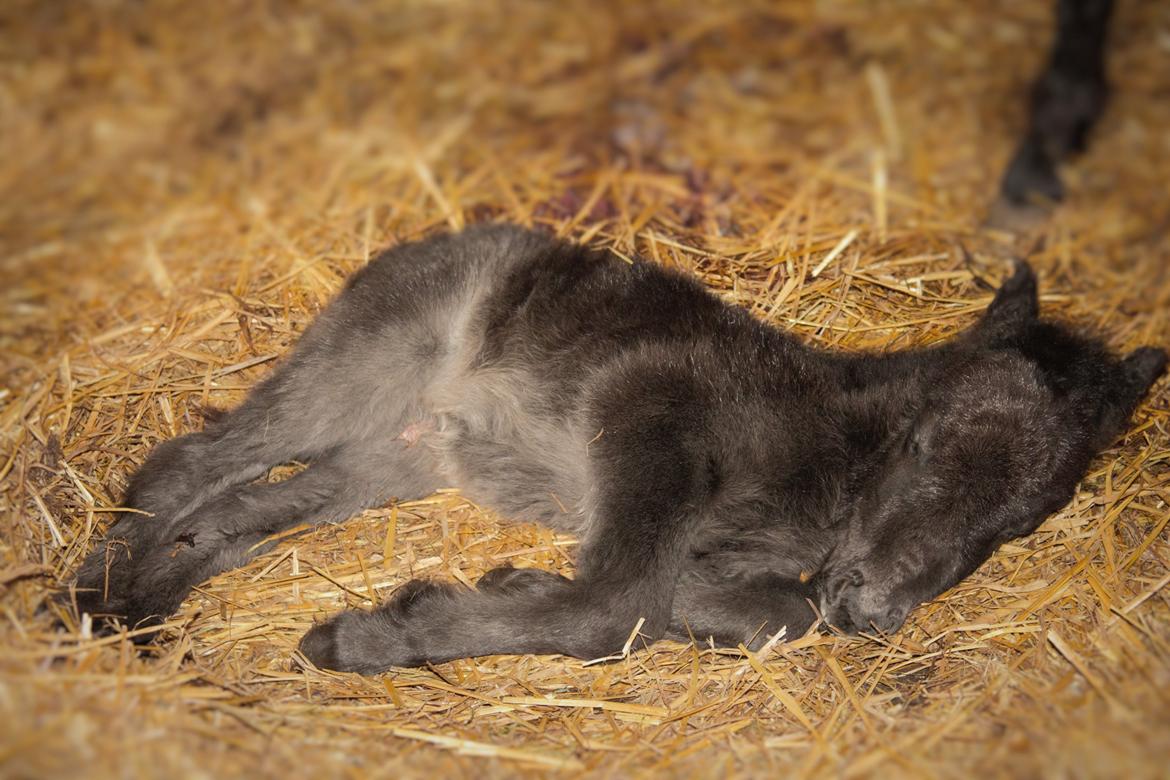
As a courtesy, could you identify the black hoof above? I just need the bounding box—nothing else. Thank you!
[298,617,349,671]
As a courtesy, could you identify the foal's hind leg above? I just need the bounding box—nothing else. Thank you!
[67,229,508,630]
[70,413,324,628]
[109,437,442,630]
[71,340,443,628]
[79,392,323,591]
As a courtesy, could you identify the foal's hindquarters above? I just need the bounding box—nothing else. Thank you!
[71,227,549,632]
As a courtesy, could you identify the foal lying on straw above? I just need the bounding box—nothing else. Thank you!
[67,225,1165,672]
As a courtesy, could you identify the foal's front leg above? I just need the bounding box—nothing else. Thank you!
[298,410,704,672]
[667,572,819,650]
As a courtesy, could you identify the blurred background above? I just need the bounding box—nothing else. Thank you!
[1,1,1168,777]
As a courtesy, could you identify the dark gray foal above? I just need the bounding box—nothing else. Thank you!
[67,225,1164,672]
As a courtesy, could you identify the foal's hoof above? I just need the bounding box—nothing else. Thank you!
[297,580,458,673]
[298,609,398,673]
[298,616,351,671]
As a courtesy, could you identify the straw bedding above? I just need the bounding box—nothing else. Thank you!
[2,0,1168,776]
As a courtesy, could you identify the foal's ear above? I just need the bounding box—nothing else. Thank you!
[977,261,1039,341]
[1091,347,1168,450]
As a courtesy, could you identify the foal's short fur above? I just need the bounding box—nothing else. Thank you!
[67,226,1164,672]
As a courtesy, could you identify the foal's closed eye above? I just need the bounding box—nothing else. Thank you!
[902,410,940,461]
[903,429,924,459]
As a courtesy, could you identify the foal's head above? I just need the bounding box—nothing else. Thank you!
[817,263,1165,634]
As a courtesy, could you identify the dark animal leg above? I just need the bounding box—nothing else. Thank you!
[69,417,317,629]
[1001,0,1114,205]
[299,410,702,672]
[86,438,441,632]
[69,339,441,630]
[666,573,819,650]
[68,238,458,630]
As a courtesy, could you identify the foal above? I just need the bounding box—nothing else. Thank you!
[68,226,1164,672]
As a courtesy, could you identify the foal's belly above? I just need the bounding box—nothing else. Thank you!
[401,378,593,535]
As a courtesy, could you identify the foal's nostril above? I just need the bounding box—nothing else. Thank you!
[871,605,907,634]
